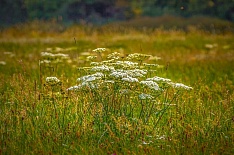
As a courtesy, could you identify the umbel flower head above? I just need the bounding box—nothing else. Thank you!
[46,77,61,86]
[169,82,193,90]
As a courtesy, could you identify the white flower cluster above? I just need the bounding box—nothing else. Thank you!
[68,73,103,91]
[122,76,139,83]
[146,76,171,82]
[67,85,81,91]
[67,82,98,91]
[126,53,152,61]
[46,77,60,85]
[91,65,115,72]
[41,52,69,59]
[110,71,128,78]
[148,56,161,61]
[77,72,104,83]
[4,52,15,58]
[86,55,97,61]
[107,52,120,60]
[170,83,193,90]
[90,62,102,66]
[124,69,147,78]
[113,61,138,69]
[40,60,51,64]
[140,80,160,91]
[92,48,106,53]
[139,93,154,100]
[102,59,116,64]
[0,61,6,65]
[68,50,193,95]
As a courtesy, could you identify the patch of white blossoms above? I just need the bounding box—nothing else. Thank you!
[67,49,192,93]
[41,52,69,60]
[40,51,71,65]
[146,76,171,82]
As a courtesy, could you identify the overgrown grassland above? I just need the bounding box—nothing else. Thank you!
[0,27,233,154]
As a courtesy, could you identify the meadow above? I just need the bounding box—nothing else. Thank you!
[0,21,234,154]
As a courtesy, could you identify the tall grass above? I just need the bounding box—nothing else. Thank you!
[0,24,233,154]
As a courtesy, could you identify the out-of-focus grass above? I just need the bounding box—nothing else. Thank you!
[0,20,233,154]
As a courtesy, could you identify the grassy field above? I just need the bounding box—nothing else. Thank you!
[0,22,234,154]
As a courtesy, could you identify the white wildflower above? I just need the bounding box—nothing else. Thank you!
[107,52,120,60]
[122,76,139,83]
[113,61,138,69]
[92,48,106,53]
[4,52,15,57]
[140,80,160,91]
[41,52,54,57]
[142,141,153,145]
[41,52,69,60]
[0,61,6,65]
[125,69,147,77]
[149,56,161,61]
[91,65,115,72]
[126,53,152,61]
[67,85,82,91]
[156,135,166,140]
[170,82,193,90]
[46,77,60,85]
[85,76,101,82]
[102,59,116,64]
[40,60,51,64]
[86,55,97,61]
[81,81,98,89]
[110,71,128,79]
[139,93,154,100]
[90,62,103,66]
[146,76,171,82]
[55,53,69,59]
[68,82,98,90]
[77,72,104,83]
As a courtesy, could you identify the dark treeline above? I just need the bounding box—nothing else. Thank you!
[0,0,233,26]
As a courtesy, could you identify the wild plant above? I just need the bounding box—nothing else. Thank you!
[63,48,193,146]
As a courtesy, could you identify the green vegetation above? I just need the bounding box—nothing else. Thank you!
[1,0,234,26]
[0,24,234,154]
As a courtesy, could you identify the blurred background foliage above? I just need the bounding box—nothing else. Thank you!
[0,0,233,27]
